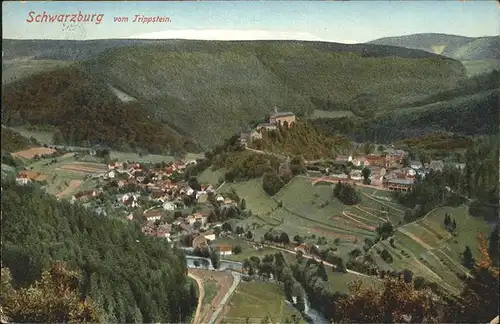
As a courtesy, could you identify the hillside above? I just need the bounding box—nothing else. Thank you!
[1,66,189,154]
[368,33,500,60]
[2,39,467,149]
[1,180,198,323]
[1,126,34,152]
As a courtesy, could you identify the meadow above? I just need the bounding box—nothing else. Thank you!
[221,282,303,324]
[370,204,494,294]
[109,151,203,164]
[198,167,226,186]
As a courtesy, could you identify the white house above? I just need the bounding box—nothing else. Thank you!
[108,170,115,179]
[163,201,176,211]
[409,161,423,170]
[145,214,161,222]
[15,177,30,185]
[216,195,224,202]
[186,188,195,196]
[204,234,216,241]
[350,170,363,181]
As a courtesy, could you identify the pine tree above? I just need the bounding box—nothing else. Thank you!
[463,245,475,269]
[240,198,247,210]
[452,219,457,231]
[317,262,328,281]
[295,294,306,313]
[444,213,451,226]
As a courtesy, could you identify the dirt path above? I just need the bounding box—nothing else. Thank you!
[188,269,234,324]
[55,180,82,198]
[353,205,388,222]
[188,271,204,324]
[362,192,404,213]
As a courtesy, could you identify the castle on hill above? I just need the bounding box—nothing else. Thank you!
[239,106,296,147]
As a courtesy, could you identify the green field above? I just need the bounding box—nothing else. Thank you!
[219,178,280,216]
[10,126,54,144]
[221,282,304,324]
[216,237,278,262]
[203,279,219,305]
[198,167,226,186]
[373,204,494,293]
[109,151,203,164]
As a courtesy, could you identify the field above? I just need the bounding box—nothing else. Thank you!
[58,162,107,174]
[219,178,280,216]
[12,147,56,159]
[372,204,494,294]
[221,282,303,324]
[215,238,278,262]
[110,151,203,164]
[26,154,104,196]
[198,167,226,186]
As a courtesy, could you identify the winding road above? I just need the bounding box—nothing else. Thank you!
[188,271,205,324]
[209,271,241,324]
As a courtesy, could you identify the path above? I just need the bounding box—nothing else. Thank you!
[210,271,241,324]
[55,179,82,198]
[188,271,204,324]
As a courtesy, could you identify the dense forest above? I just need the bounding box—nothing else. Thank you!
[1,180,197,323]
[0,127,35,153]
[249,122,352,160]
[1,67,190,154]
[312,70,499,144]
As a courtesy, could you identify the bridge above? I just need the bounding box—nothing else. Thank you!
[310,177,351,185]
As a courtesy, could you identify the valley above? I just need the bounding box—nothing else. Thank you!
[1,28,498,324]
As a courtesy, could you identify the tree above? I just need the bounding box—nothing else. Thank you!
[232,245,242,255]
[279,232,290,245]
[402,269,413,283]
[362,167,371,184]
[317,262,328,281]
[293,235,303,244]
[1,263,101,323]
[463,245,475,269]
[193,260,200,268]
[444,213,451,227]
[295,294,306,313]
[452,219,457,231]
[210,251,220,269]
[52,128,65,145]
[246,231,253,240]
[262,171,284,196]
[187,177,201,191]
[488,224,499,266]
[221,222,232,232]
[240,198,247,210]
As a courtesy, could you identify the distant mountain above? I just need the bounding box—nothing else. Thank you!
[368,33,499,61]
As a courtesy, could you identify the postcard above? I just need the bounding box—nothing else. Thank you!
[2,1,499,324]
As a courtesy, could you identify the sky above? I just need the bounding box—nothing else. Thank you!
[2,1,499,43]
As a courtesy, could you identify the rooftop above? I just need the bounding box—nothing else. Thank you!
[387,179,414,185]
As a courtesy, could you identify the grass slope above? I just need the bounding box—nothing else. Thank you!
[369,33,500,61]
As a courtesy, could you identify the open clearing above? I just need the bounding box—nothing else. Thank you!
[13,147,56,159]
[221,282,303,324]
[219,178,279,216]
[188,269,234,324]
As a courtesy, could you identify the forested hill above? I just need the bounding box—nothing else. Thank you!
[368,33,500,60]
[1,180,197,323]
[2,40,466,149]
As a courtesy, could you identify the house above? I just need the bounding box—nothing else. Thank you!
[428,160,445,172]
[335,155,353,163]
[203,230,216,241]
[144,209,163,222]
[351,156,368,167]
[350,170,363,181]
[367,166,387,177]
[269,108,296,127]
[216,195,224,203]
[17,170,40,181]
[197,193,208,204]
[215,244,233,256]
[385,179,414,192]
[193,212,206,226]
[107,170,115,179]
[223,198,235,206]
[370,172,385,186]
[365,154,385,167]
[192,235,208,249]
[163,201,176,211]
[15,176,31,185]
[256,123,278,131]
[186,215,196,225]
[409,160,423,170]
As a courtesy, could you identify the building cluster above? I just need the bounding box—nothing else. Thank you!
[239,108,296,148]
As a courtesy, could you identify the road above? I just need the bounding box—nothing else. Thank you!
[208,271,242,324]
[188,271,204,324]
